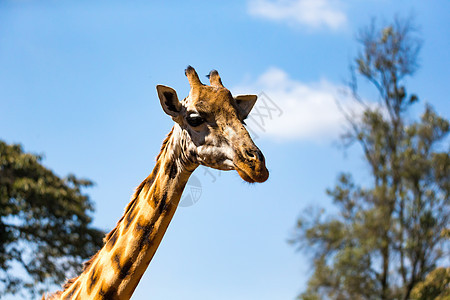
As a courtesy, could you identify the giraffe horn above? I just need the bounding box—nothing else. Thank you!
[207,69,224,87]
[185,66,203,87]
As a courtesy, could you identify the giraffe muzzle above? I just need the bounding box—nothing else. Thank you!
[234,147,269,183]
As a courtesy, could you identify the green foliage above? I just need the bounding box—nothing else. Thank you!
[0,140,104,297]
[410,267,450,300]
[291,17,449,300]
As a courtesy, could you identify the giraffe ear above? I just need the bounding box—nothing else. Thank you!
[235,95,257,119]
[157,85,182,117]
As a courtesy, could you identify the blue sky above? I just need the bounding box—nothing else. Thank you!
[1,1,449,299]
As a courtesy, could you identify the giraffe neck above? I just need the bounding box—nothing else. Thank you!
[54,125,198,300]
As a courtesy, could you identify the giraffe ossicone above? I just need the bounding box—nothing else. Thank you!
[45,66,268,300]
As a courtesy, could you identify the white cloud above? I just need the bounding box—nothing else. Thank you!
[232,67,362,142]
[248,0,347,30]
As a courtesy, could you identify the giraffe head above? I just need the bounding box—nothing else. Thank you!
[156,66,269,183]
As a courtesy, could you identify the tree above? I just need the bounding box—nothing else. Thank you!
[291,17,449,300]
[410,267,450,300]
[0,140,104,298]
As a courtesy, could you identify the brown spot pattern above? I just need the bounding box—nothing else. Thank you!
[87,262,101,295]
[168,162,178,179]
[105,230,118,251]
[112,253,134,280]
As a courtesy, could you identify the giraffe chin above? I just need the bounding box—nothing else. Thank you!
[235,165,269,183]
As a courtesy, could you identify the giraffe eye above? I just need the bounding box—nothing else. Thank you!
[186,114,205,127]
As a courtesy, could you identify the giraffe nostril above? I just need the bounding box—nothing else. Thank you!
[245,149,255,159]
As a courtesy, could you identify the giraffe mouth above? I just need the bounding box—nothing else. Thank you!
[235,166,256,183]
[234,163,269,183]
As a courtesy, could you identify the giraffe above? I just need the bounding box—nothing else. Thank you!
[45,66,269,299]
